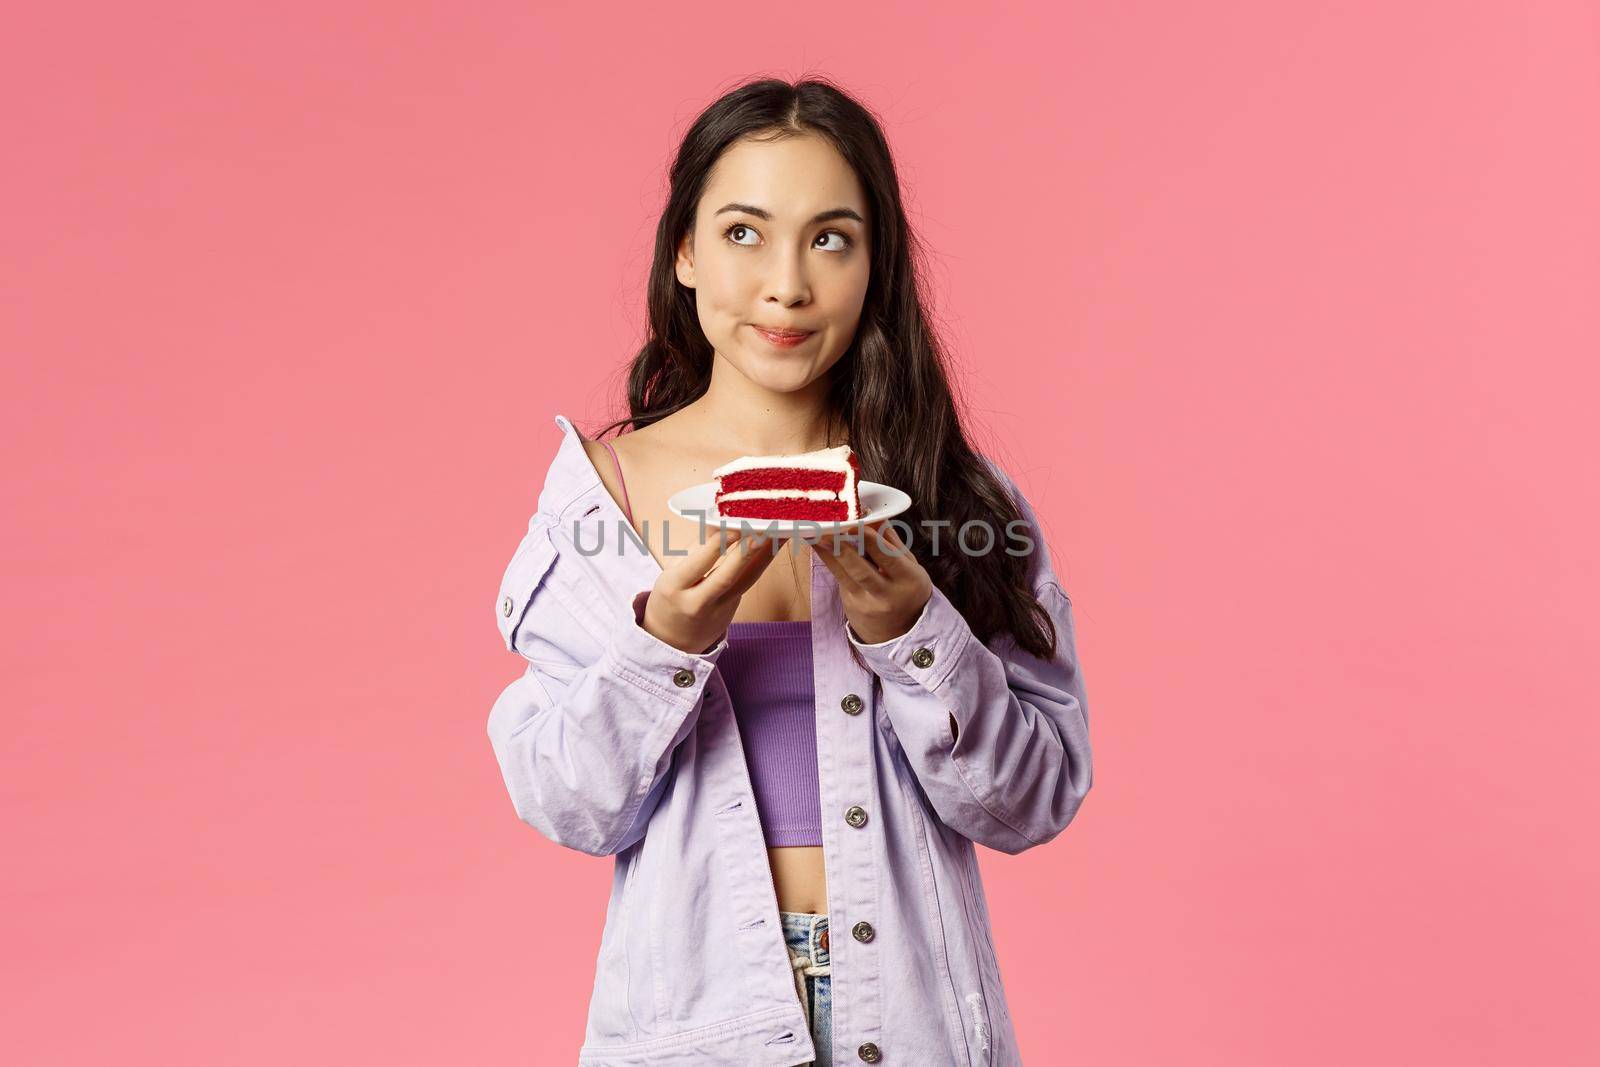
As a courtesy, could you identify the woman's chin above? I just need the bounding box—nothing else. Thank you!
[732,354,817,390]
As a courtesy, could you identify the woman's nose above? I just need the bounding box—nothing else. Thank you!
[763,252,811,306]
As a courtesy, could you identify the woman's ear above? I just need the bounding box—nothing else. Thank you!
[675,232,696,288]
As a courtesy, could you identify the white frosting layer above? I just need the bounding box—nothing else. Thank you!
[711,445,854,478]
[717,489,837,501]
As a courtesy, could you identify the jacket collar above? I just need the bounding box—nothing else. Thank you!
[541,413,605,520]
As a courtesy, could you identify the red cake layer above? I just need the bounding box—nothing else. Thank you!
[717,497,851,521]
[717,468,848,494]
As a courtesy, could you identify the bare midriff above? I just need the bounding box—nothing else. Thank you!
[767,845,829,914]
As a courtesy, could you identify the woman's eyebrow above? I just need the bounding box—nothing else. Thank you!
[714,202,864,225]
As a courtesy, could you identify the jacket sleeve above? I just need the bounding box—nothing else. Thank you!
[486,514,729,857]
[846,464,1092,855]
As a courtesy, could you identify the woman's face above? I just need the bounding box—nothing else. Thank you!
[676,133,871,394]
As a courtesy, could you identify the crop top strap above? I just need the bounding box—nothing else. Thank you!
[600,437,633,525]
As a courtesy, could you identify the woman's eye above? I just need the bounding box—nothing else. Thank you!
[721,223,853,251]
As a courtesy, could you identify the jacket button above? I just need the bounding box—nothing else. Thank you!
[840,693,863,715]
[501,595,514,618]
[911,646,934,668]
[852,920,874,943]
[672,668,695,688]
[857,1041,882,1062]
[845,805,868,828]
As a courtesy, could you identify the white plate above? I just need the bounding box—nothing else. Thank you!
[667,480,911,536]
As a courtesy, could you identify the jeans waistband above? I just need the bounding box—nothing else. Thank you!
[778,910,830,966]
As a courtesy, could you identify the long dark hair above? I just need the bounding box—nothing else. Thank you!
[594,75,1058,661]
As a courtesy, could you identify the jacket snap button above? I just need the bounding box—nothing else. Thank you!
[501,595,514,618]
[840,693,863,715]
[852,920,874,943]
[911,646,934,668]
[857,1041,882,1062]
[845,805,868,828]
[672,668,695,688]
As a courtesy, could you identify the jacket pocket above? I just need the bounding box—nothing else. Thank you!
[496,521,559,654]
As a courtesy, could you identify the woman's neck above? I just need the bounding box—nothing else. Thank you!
[686,361,843,454]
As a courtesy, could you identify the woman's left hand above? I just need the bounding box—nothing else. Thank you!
[807,520,934,645]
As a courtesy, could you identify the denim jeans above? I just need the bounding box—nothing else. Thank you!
[779,910,832,1066]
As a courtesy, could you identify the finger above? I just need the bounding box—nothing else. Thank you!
[664,522,746,591]
[812,538,866,596]
[699,532,779,599]
[821,526,888,589]
[720,536,785,600]
[860,521,913,574]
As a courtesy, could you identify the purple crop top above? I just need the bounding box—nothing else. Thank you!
[601,436,822,847]
[720,620,821,846]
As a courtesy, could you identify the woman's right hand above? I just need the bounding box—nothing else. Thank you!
[641,525,784,653]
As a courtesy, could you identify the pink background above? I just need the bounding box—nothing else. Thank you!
[5,2,1597,1063]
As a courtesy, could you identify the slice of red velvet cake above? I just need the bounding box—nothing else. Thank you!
[711,445,863,522]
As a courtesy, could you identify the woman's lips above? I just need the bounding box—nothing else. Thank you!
[752,325,814,348]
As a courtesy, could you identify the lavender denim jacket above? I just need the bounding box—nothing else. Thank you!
[488,413,1093,1066]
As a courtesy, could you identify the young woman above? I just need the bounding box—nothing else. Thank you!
[488,77,1092,1066]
